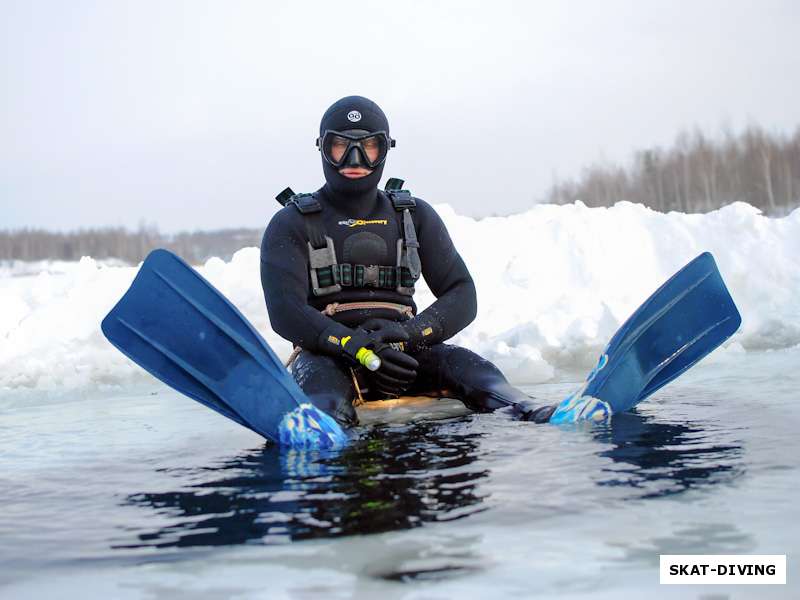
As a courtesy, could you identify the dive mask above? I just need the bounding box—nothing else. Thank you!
[317,129,395,169]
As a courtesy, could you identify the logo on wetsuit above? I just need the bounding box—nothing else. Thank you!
[337,218,389,228]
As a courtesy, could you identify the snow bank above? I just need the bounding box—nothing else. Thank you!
[1,201,798,392]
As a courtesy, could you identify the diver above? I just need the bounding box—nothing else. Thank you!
[260,95,556,427]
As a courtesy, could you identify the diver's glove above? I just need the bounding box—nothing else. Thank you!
[350,320,419,396]
[360,316,441,354]
[365,343,419,396]
[359,318,410,351]
[320,324,419,395]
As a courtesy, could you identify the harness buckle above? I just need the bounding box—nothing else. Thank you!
[309,237,342,296]
[363,265,380,286]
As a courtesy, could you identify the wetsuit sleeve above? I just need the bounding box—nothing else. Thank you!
[260,209,352,353]
[403,200,477,349]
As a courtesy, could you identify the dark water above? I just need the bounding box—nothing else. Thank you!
[109,412,744,553]
[1,348,797,598]
[116,421,490,549]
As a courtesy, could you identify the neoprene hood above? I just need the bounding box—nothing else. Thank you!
[318,96,391,197]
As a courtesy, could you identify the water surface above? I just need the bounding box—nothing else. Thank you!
[1,348,798,598]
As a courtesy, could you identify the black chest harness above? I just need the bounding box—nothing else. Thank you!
[275,178,422,297]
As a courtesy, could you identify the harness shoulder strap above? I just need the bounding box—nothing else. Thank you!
[273,182,422,298]
[275,187,296,206]
[384,180,421,293]
[276,188,322,214]
[282,191,326,248]
[290,193,323,215]
[386,189,416,211]
[276,188,341,296]
[384,177,405,192]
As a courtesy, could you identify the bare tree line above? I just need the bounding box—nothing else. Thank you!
[545,125,800,215]
[0,226,262,264]
[4,124,798,263]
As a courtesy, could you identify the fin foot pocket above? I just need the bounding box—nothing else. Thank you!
[549,252,741,423]
[549,394,612,424]
[278,403,350,448]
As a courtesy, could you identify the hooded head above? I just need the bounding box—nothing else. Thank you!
[318,95,392,198]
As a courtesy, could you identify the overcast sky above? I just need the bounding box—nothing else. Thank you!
[2,0,799,232]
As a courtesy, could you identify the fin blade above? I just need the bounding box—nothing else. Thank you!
[101,249,315,442]
[107,314,250,428]
[590,252,741,413]
[554,252,741,421]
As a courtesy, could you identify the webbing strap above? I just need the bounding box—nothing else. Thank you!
[386,189,416,210]
[385,189,421,291]
[314,263,415,290]
[401,209,421,280]
[288,193,327,249]
[281,181,422,297]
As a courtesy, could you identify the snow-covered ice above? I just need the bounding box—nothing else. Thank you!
[1,200,798,392]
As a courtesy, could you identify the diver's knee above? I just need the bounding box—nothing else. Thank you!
[305,392,359,428]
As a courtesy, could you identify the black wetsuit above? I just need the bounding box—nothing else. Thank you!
[260,95,554,427]
[260,183,555,426]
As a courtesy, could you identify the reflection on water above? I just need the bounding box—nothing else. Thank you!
[115,418,488,549]
[595,412,744,499]
[116,410,744,550]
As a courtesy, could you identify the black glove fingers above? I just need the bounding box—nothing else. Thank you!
[374,330,410,344]
[379,348,419,370]
[361,318,411,344]
[378,362,417,381]
[377,367,417,386]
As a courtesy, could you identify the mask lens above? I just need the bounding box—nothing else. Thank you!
[321,131,390,167]
[360,135,386,165]
[326,134,351,164]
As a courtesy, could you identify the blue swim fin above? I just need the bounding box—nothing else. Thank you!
[550,252,742,423]
[101,249,348,448]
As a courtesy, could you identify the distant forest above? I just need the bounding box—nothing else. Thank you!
[545,124,800,215]
[0,227,262,264]
[3,125,798,264]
